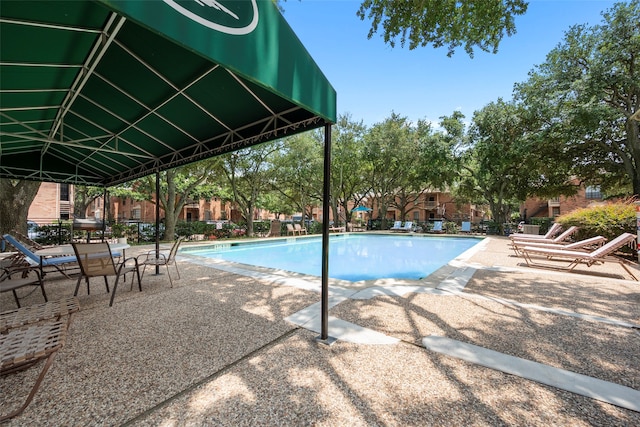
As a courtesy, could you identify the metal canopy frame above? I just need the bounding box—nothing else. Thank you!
[1,0,336,340]
[0,0,336,187]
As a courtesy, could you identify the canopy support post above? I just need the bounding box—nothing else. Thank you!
[155,171,160,275]
[316,122,336,346]
[101,188,107,242]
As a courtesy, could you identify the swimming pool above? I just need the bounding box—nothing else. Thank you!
[182,234,482,282]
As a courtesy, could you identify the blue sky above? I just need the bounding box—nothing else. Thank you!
[280,0,618,127]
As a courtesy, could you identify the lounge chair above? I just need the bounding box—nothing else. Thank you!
[0,297,80,333]
[0,265,47,308]
[460,221,471,233]
[430,221,443,233]
[286,224,297,236]
[136,236,184,287]
[390,221,403,231]
[511,225,577,243]
[510,226,579,250]
[520,232,638,280]
[511,235,607,256]
[294,223,307,235]
[2,234,78,278]
[0,319,69,421]
[398,221,413,232]
[510,223,562,241]
[72,242,142,307]
[0,298,79,421]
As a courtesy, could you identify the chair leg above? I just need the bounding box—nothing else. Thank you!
[109,276,120,307]
[174,262,180,280]
[103,276,110,293]
[11,289,21,308]
[135,267,142,292]
[0,350,59,422]
[165,265,173,287]
[74,276,82,296]
[39,281,47,303]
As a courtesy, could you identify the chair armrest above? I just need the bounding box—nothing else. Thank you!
[136,252,169,264]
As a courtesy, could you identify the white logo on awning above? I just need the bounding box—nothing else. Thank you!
[163,0,258,35]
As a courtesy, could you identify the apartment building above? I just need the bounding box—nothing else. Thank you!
[27,182,73,224]
[520,185,604,220]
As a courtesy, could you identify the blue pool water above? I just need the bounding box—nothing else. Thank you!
[184,234,481,282]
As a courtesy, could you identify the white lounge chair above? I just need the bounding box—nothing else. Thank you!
[520,232,638,280]
[399,221,413,232]
[510,223,562,241]
[460,221,471,233]
[511,235,607,256]
[430,221,443,233]
[390,221,403,231]
[511,226,578,244]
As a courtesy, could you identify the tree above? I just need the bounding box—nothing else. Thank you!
[329,114,370,226]
[218,142,283,237]
[460,99,574,232]
[357,0,528,57]
[0,179,41,236]
[364,113,420,228]
[514,0,640,195]
[271,132,324,225]
[74,186,104,219]
[111,161,221,241]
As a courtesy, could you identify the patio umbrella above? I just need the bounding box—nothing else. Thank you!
[351,206,372,212]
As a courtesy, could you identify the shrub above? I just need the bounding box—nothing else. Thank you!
[555,203,635,245]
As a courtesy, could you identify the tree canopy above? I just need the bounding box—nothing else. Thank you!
[514,0,640,195]
[357,0,528,57]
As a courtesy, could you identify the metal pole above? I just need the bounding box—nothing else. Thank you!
[155,171,160,275]
[101,188,107,242]
[317,122,335,345]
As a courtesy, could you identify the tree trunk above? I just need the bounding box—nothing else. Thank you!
[0,179,41,236]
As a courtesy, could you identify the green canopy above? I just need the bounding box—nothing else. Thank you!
[0,0,336,186]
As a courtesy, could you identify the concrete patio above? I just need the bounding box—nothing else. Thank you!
[1,235,638,426]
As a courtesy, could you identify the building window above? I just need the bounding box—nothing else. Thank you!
[413,211,420,221]
[132,208,141,219]
[60,183,69,201]
[585,186,602,199]
[552,207,560,217]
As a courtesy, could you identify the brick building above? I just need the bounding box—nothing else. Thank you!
[27,182,73,224]
[519,184,604,220]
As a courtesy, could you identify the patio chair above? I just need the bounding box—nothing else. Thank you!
[430,221,444,233]
[72,242,141,307]
[510,222,562,241]
[294,223,307,235]
[2,234,78,278]
[286,224,297,236]
[0,297,80,333]
[460,221,472,233]
[390,221,403,231]
[520,232,638,280]
[511,235,607,256]
[0,319,69,421]
[0,265,47,308]
[266,220,281,237]
[136,236,184,287]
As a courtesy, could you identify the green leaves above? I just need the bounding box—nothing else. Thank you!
[357,0,528,57]
[514,0,640,195]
